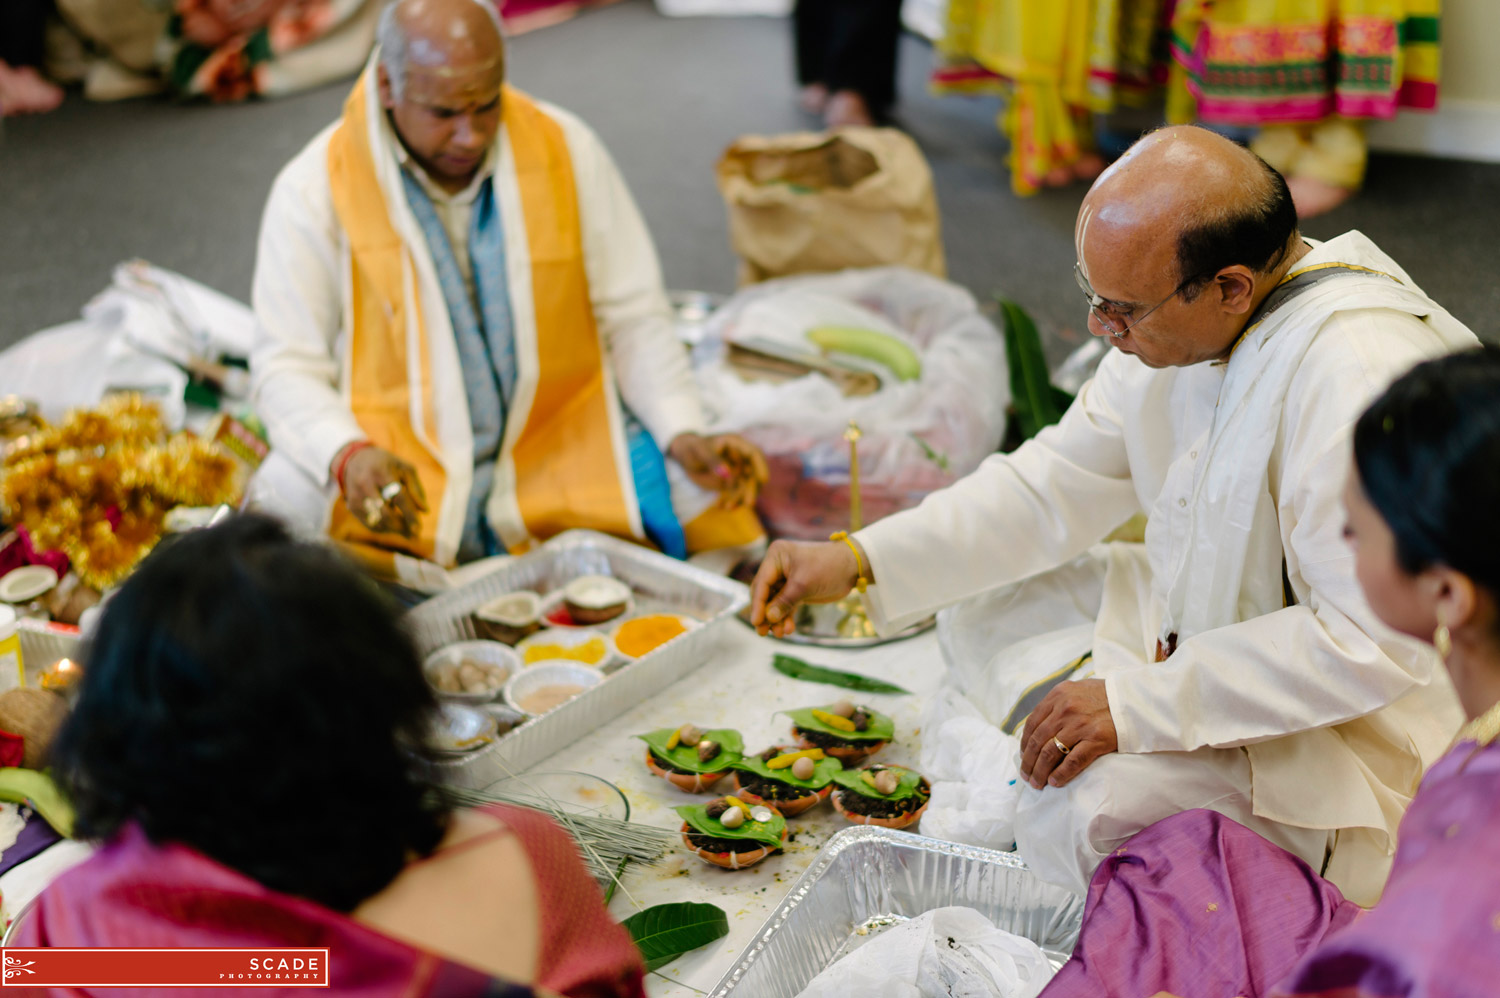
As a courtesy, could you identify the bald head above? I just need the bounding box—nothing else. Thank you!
[1077,125,1296,301]
[377,0,504,101]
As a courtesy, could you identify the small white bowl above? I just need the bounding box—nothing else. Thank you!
[515,628,617,669]
[503,661,604,717]
[423,640,521,704]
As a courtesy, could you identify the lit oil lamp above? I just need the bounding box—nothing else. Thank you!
[834,421,877,640]
[40,657,80,694]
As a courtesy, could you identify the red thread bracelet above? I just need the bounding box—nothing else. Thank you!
[333,441,373,494]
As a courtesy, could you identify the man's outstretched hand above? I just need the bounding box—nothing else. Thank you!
[749,539,867,638]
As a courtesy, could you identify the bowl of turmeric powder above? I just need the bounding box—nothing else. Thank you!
[611,613,698,660]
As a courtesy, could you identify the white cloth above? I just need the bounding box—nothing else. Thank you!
[794,907,1055,998]
[934,547,1333,895]
[249,88,706,506]
[0,260,257,431]
[855,231,1478,905]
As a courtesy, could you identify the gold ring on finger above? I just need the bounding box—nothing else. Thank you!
[362,496,384,528]
[1053,736,1072,756]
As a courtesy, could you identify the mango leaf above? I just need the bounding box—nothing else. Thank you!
[783,706,894,742]
[832,765,927,801]
[622,901,730,971]
[772,654,910,695]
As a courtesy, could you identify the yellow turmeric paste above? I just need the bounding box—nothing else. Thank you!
[522,637,608,665]
[615,615,688,658]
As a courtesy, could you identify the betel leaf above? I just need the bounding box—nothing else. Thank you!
[636,728,744,773]
[621,901,729,972]
[832,766,927,801]
[675,802,786,849]
[784,706,894,742]
[772,654,911,695]
[731,751,844,790]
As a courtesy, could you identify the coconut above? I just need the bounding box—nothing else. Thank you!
[0,688,70,769]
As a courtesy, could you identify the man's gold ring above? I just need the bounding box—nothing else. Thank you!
[362,495,384,528]
[1053,736,1072,756]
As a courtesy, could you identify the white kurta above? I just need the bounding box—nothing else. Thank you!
[856,231,1475,904]
[248,96,705,500]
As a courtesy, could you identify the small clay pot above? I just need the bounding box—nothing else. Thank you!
[793,731,888,766]
[645,750,728,793]
[730,776,833,818]
[830,782,931,830]
[681,821,787,870]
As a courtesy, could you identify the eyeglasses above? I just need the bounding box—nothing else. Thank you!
[1073,263,1206,337]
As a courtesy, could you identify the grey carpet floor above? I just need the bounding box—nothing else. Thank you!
[2,0,1497,357]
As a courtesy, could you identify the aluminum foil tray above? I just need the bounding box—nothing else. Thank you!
[406,530,748,787]
[711,826,1085,997]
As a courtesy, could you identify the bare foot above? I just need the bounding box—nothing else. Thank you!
[1286,175,1355,219]
[799,82,829,115]
[824,89,873,128]
[0,62,63,116]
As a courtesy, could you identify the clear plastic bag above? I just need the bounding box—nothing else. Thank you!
[697,267,1009,539]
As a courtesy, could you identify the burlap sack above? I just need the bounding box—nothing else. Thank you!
[716,128,945,285]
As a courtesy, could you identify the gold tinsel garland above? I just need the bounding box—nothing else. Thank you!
[0,395,241,589]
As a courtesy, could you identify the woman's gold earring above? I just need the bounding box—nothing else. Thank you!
[1434,613,1452,659]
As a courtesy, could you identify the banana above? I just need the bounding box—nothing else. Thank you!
[0,768,74,838]
[806,325,922,382]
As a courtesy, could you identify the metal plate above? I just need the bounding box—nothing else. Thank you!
[710,825,1085,997]
[738,601,937,649]
[407,530,748,788]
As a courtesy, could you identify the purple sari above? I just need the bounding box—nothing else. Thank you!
[1042,740,1500,998]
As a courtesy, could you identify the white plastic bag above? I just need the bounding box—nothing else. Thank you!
[794,907,1055,998]
[918,684,1026,851]
[698,267,1008,539]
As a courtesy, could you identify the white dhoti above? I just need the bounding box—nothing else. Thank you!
[856,232,1477,906]
[934,545,1333,895]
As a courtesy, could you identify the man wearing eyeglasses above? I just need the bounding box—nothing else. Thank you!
[750,125,1478,904]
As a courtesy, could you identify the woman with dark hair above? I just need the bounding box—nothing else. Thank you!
[1039,345,1500,998]
[13,514,644,998]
